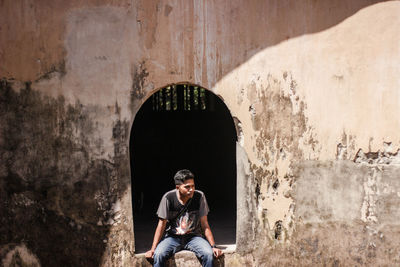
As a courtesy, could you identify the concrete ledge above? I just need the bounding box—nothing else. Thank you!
[134,245,236,267]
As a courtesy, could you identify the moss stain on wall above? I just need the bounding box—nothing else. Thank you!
[0,79,131,266]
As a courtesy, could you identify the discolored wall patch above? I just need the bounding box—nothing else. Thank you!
[242,72,316,242]
[0,79,132,266]
[292,145,400,266]
[250,73,308,163]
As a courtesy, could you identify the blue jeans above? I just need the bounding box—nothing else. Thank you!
[153,235,213,267]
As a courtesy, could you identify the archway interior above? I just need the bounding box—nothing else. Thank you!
[130,84,237,253]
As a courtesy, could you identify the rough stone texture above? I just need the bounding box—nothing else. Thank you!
[1,0,400,266]
[236,144,257,254]
[295,161,365,223]
[0,80,133,266]
[294,156,400,226]
[292,160,400,266]
[1,244,40,267]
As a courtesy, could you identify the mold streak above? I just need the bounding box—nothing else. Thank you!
[0,80,131,266]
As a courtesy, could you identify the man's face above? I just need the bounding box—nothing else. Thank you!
[176,179,195,198]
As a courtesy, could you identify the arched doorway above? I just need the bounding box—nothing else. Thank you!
[130,84,236,253]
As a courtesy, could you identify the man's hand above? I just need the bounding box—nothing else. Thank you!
[212,247,223,258]
[145,249,155,259]
[145,219,167,261]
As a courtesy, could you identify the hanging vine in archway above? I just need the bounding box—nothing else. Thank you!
[152,85,208,112]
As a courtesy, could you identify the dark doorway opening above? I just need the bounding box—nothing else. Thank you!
[130,84,237,253]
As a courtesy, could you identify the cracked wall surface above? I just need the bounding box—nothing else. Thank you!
[1,0,400,266]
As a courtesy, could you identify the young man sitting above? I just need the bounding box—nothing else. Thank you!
[145,169,223,267]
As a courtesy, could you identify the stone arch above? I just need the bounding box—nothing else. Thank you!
[129,83,239,253]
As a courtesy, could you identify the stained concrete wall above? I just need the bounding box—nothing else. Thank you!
[1,0,400,266]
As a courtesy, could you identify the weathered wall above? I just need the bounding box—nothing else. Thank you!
[1,0,400,266]
[0,80,133,266]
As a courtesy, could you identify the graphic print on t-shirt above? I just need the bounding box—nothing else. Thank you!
[157,189,209,236]
[175,211,196,235]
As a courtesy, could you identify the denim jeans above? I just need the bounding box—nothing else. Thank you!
[153,235,213,267]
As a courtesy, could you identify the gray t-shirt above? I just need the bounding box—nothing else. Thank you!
[157,189,209,236]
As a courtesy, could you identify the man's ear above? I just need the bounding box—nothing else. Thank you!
[176,185,180,190]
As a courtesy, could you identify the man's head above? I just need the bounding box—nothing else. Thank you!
[174,169,194,185]
[174,169,195,199]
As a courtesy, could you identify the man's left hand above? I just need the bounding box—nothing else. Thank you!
[212,247,223,258]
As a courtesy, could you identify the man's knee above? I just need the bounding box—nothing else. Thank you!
[203,250,214,261]
[153,237,179,264]
[153,249,170,262]
[199,247,214,265]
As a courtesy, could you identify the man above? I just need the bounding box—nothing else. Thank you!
[145,169,223,267]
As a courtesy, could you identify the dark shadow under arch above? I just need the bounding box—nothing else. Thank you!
[130,84,237,253]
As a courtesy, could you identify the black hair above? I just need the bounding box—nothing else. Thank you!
[174,169,194,185]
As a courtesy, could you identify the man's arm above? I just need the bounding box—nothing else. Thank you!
[145,218,167,259]
[200,215,223,258]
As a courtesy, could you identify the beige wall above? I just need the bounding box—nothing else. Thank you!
[1,0,400,266]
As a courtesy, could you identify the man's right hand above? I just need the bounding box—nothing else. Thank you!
[146,219,166,260]
[145,250,155,259]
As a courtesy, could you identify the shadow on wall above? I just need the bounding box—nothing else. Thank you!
[204,0,386,86]
[0,0,390,265]
[0,0,386,82]
[96,1,390,88]
[0,80,130,266]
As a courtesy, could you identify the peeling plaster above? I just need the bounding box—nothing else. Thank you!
[2,1,400,266]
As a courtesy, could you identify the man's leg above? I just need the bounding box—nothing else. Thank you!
[184,236,214,267]
[153,236,181,267]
